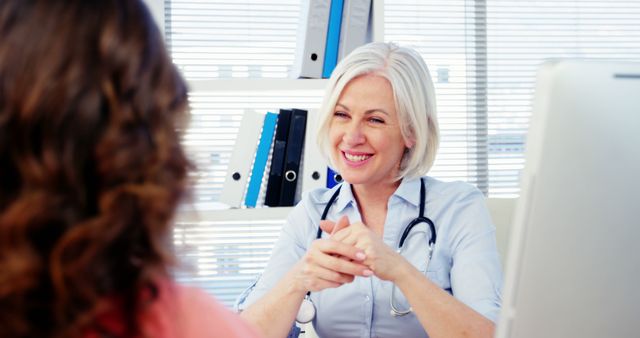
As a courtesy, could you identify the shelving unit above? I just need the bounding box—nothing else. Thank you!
[176,206,294,223]
[189,78,328,93]
[164,0,385,220]
[145,0,387,311]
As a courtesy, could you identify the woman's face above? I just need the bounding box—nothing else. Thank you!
[329,74,413,187]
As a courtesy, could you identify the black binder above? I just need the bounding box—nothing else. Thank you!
[264,109,292,207]
[279,109,308,206]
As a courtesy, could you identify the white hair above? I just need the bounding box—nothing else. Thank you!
[315,42,439,180]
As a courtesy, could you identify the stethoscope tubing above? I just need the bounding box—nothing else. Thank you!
[317,178,435,245]
[296,178,436,322]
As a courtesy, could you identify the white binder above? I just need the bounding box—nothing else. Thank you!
[338,0,372,61]
[244,112,278,208]
[219,111,264,208]
[291,0,331,79]
[300,109,327,199]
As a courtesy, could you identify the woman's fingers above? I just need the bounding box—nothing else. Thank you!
[331,221,367,245]
[322,252,373,277]
[298,239,366,291]
[303,275,344,292]
[326,222,403,280]
[307,239,371,276]
[313,238,366,263]
[319,220,335,234]
[331,216,350,235]
[296,234,376,292]
[304,264,355,285]
[319,215,351,237]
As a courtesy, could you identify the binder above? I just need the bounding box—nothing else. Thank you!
[322,0,345,78]
[279,109,308,206]
[245,112,278,208]
[219,111,264,208]
[264,109,292,207]
[292,0,331,79]
[337,0,371,61]
[326,168,343,188]
[301,109,326,195]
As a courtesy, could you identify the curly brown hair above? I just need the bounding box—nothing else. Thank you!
[0,0,190,337]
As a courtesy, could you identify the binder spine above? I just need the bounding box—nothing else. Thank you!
[219,111,263,208]
[245,112,278,208]
[279,109,308,206]
[264,109,292,207]
[292,0,331,78]
[301,109,326,197]
[322,0,345,78]
[338,0,372,61]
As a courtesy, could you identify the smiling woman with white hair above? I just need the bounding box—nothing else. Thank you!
[238,42,502,338]
[317,41,439,180]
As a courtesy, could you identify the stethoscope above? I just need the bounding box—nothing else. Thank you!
[295,178,437,323]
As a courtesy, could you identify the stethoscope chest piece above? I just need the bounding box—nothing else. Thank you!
[296,295,316,324]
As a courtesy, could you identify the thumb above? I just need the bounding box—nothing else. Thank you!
[319,216,351,236]
[331,216,351,236]
[319,220,336,234]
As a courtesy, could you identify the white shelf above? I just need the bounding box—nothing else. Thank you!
[176,206,294,223]
[188,78,328,92]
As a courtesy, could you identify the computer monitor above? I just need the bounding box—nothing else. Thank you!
[495,60,640,338]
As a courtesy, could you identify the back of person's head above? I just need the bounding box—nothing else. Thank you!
[316,42,440,179]
[0,0,190,337]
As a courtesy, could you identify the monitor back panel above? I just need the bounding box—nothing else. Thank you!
[496,60,640,338]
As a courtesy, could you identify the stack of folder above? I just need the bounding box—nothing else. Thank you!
[292,0,372,79]
[219,109,336,209]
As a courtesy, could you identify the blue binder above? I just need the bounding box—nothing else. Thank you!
[326,168,343,188]
[245,112,278,208]
[322,0,345,78]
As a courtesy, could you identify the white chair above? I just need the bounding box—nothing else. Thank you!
[486,198,516,266]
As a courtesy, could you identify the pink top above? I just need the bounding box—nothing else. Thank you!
[86,281,262,338]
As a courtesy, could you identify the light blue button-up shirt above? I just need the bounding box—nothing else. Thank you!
[240,176,503,338]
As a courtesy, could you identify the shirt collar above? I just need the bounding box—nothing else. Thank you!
[333,182,355,213]
[326,177,423,213]
[316,183,353,216]
[392,176,422,207]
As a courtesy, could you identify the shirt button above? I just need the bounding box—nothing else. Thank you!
[365,295,370,301]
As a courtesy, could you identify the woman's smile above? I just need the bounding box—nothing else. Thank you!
[329,74,411,187]
[342,150,373,167]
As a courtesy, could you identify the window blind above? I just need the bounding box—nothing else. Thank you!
[385,0,490,192]
[166,0,300,79]
[484,0,640,196]
[163,0,640,306]
[174,217,284,305]
[385,0,640,196]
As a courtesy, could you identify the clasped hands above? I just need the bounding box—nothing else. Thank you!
[293,216,406,293]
